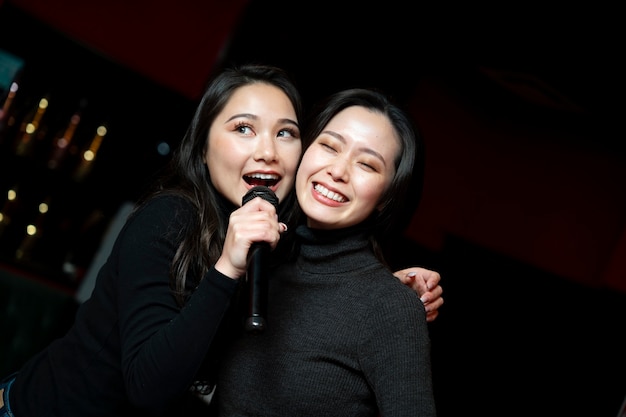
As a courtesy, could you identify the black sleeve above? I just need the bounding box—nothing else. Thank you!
[114,196,239,411]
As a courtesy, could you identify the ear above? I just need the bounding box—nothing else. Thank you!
[203,148,210,166]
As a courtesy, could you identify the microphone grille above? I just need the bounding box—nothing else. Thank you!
[242,186,279,209]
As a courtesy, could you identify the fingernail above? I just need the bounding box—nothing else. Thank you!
[407,272,416,278]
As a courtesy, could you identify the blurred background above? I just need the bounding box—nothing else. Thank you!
[0,1,624,416]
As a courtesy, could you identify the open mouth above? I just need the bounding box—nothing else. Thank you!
[244,173,280,188]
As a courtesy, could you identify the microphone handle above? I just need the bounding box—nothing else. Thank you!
[245,242,270,333]
[241,185,278,334]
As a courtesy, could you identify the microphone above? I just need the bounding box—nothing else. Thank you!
[241,185,279,333]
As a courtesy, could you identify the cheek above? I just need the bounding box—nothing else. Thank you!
[283,146,303,177]
[294,159,310,183]
[206,145,227,176]
[206,138,246,186]
[355,175,387,206]
[274,145,303,201]
[209,134,246,164]
[297,147,321,175]
[294,158,314,199]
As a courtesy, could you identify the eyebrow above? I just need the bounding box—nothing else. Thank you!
[322,130,387,165]
[226,113,257,122]
[226,113,299,128]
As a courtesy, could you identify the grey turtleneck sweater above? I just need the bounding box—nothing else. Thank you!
[214,224,436,417]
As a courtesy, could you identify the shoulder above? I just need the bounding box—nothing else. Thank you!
[135,193,194,217]
[118,194,197,244]
[130,194,195,227]
[366,267,425,316]
[355,269,429,347]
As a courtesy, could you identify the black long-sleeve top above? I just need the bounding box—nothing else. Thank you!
[214,224,437,417]
[9,195,240,416]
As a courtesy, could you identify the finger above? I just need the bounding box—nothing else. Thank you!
[424,297,443,322]
[426,310,439,322]
[423,272,441,290]
[392,268,412,283]
[404,272,430,300]
[422,285,443,303]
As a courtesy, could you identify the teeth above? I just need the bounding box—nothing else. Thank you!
[314,184,347,202]
[247,173,279,180]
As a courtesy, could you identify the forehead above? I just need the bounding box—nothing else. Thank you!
[325,106,400,157]
[224,83,295,115]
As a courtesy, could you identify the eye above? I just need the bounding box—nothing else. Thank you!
[234,122,253,135]
[358,156,383,172]
[358,162,377,172]
[277,127,300,140]
[317,140,337,153]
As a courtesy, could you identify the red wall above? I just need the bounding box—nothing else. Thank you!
[406,76,626,293]
[8,0,250,100]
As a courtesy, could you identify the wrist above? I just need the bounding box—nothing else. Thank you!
[214,258,244,280]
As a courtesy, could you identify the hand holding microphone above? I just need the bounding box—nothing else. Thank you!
[241,186,279,333]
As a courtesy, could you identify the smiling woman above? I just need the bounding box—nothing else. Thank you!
[205,82,302,207]
[296,105,400,230]
[0,64,306,417]
[212,88,436,417]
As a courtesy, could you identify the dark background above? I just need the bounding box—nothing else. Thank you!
[1,1,625,416]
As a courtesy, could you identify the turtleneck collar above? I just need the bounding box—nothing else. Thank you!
[295,222,378,274]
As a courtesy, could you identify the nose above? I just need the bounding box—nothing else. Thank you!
[327,158,349,182]
[253,133,278,162]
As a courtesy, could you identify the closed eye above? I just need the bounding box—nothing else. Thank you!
[320,142,337,153]
[358,161,378,172]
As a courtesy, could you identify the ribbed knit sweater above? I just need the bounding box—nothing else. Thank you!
[214,224,436,417]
